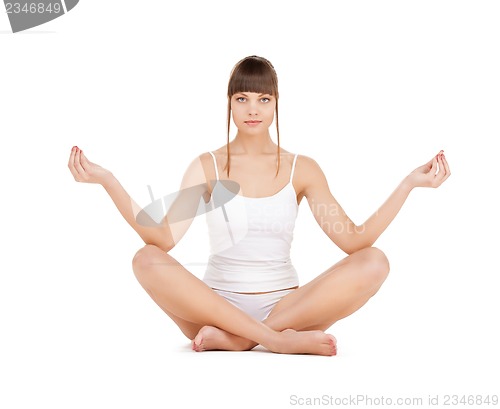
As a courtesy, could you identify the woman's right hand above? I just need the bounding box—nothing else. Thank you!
[68,146,114,186]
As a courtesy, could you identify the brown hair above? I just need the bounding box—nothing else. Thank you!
[224,55,281,177]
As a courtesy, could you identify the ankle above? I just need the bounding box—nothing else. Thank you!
[263,330,286,353]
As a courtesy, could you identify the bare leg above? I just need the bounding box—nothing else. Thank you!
[132,245,336,356]
[194,247,389,352]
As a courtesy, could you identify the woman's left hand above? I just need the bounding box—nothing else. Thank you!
[405,150,451,189]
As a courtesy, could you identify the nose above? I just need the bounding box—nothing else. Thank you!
[247,99,259,116]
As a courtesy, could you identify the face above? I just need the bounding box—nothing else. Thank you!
[230,92,276,134]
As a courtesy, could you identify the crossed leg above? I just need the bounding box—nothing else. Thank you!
[132,245,337,356]
[192,246,390,352]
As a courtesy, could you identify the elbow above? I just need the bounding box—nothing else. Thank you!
[142,227,176,253]
[336,240,357,255]
[143,242,174,253]
[338,233,374,255]
[342,246,359,256]
[343,246,365,256]
[158,243,175,253]
[143,236,175,253]
[342,240,377,255]
[157,241,175,253]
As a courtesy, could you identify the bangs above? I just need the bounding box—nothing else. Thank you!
[227,56,279,98]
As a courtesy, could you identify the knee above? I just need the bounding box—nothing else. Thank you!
[132,244,164,279]
[358,247,390,290]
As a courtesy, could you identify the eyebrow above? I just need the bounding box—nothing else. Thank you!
[237,92,271,97]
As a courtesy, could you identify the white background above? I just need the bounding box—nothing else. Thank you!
[1,1,499,408]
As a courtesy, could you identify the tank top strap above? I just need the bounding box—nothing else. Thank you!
[208,151,219,180]
[290,153,298,183]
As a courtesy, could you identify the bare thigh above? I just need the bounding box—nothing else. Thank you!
[265,247,390,331]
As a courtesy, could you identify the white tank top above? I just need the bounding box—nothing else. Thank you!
[203,151,300,293]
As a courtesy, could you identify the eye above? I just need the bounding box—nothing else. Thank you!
[236,97,246,102]
[261,97,271,103]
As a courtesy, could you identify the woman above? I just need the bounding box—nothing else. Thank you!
[67,55,450,356]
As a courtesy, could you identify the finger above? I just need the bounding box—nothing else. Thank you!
[73,148,86,178]
[441,154,451,176]
[80,150,96,175]
[430,150,442,163]
[421,156,433,170]
[68,146,80,180]
[438,154,451,185]
[68,146,76,170]
[430,155,438,175]
[68,146,76,168]
[431,150,444,170]
[434,153,451,186]
[80,150,90,173]
[436,154,446,177]
[433,155,446,185]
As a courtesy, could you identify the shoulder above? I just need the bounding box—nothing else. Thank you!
[198,151,215,166]
[294,154,329,198]
[182,151,212,171]
[178,151,218,188]
[295,154,324,178]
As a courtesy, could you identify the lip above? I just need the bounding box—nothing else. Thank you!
[244,120,262,126]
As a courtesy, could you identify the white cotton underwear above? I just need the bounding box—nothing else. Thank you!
[213,288,296,321]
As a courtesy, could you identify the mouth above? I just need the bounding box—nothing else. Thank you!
[244,120,262,125]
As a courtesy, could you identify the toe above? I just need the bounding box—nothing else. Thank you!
[192,332,205,352]
[327,335,337,355]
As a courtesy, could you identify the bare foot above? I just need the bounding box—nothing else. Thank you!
[269,329,337,356]
[191,326,256,352]
[191,326,337,356]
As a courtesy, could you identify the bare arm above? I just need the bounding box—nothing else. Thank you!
[68,146,209,252]
[304,151,451,254]
[101,176,175,251]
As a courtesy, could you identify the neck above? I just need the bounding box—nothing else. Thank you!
[231,131,277,155]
